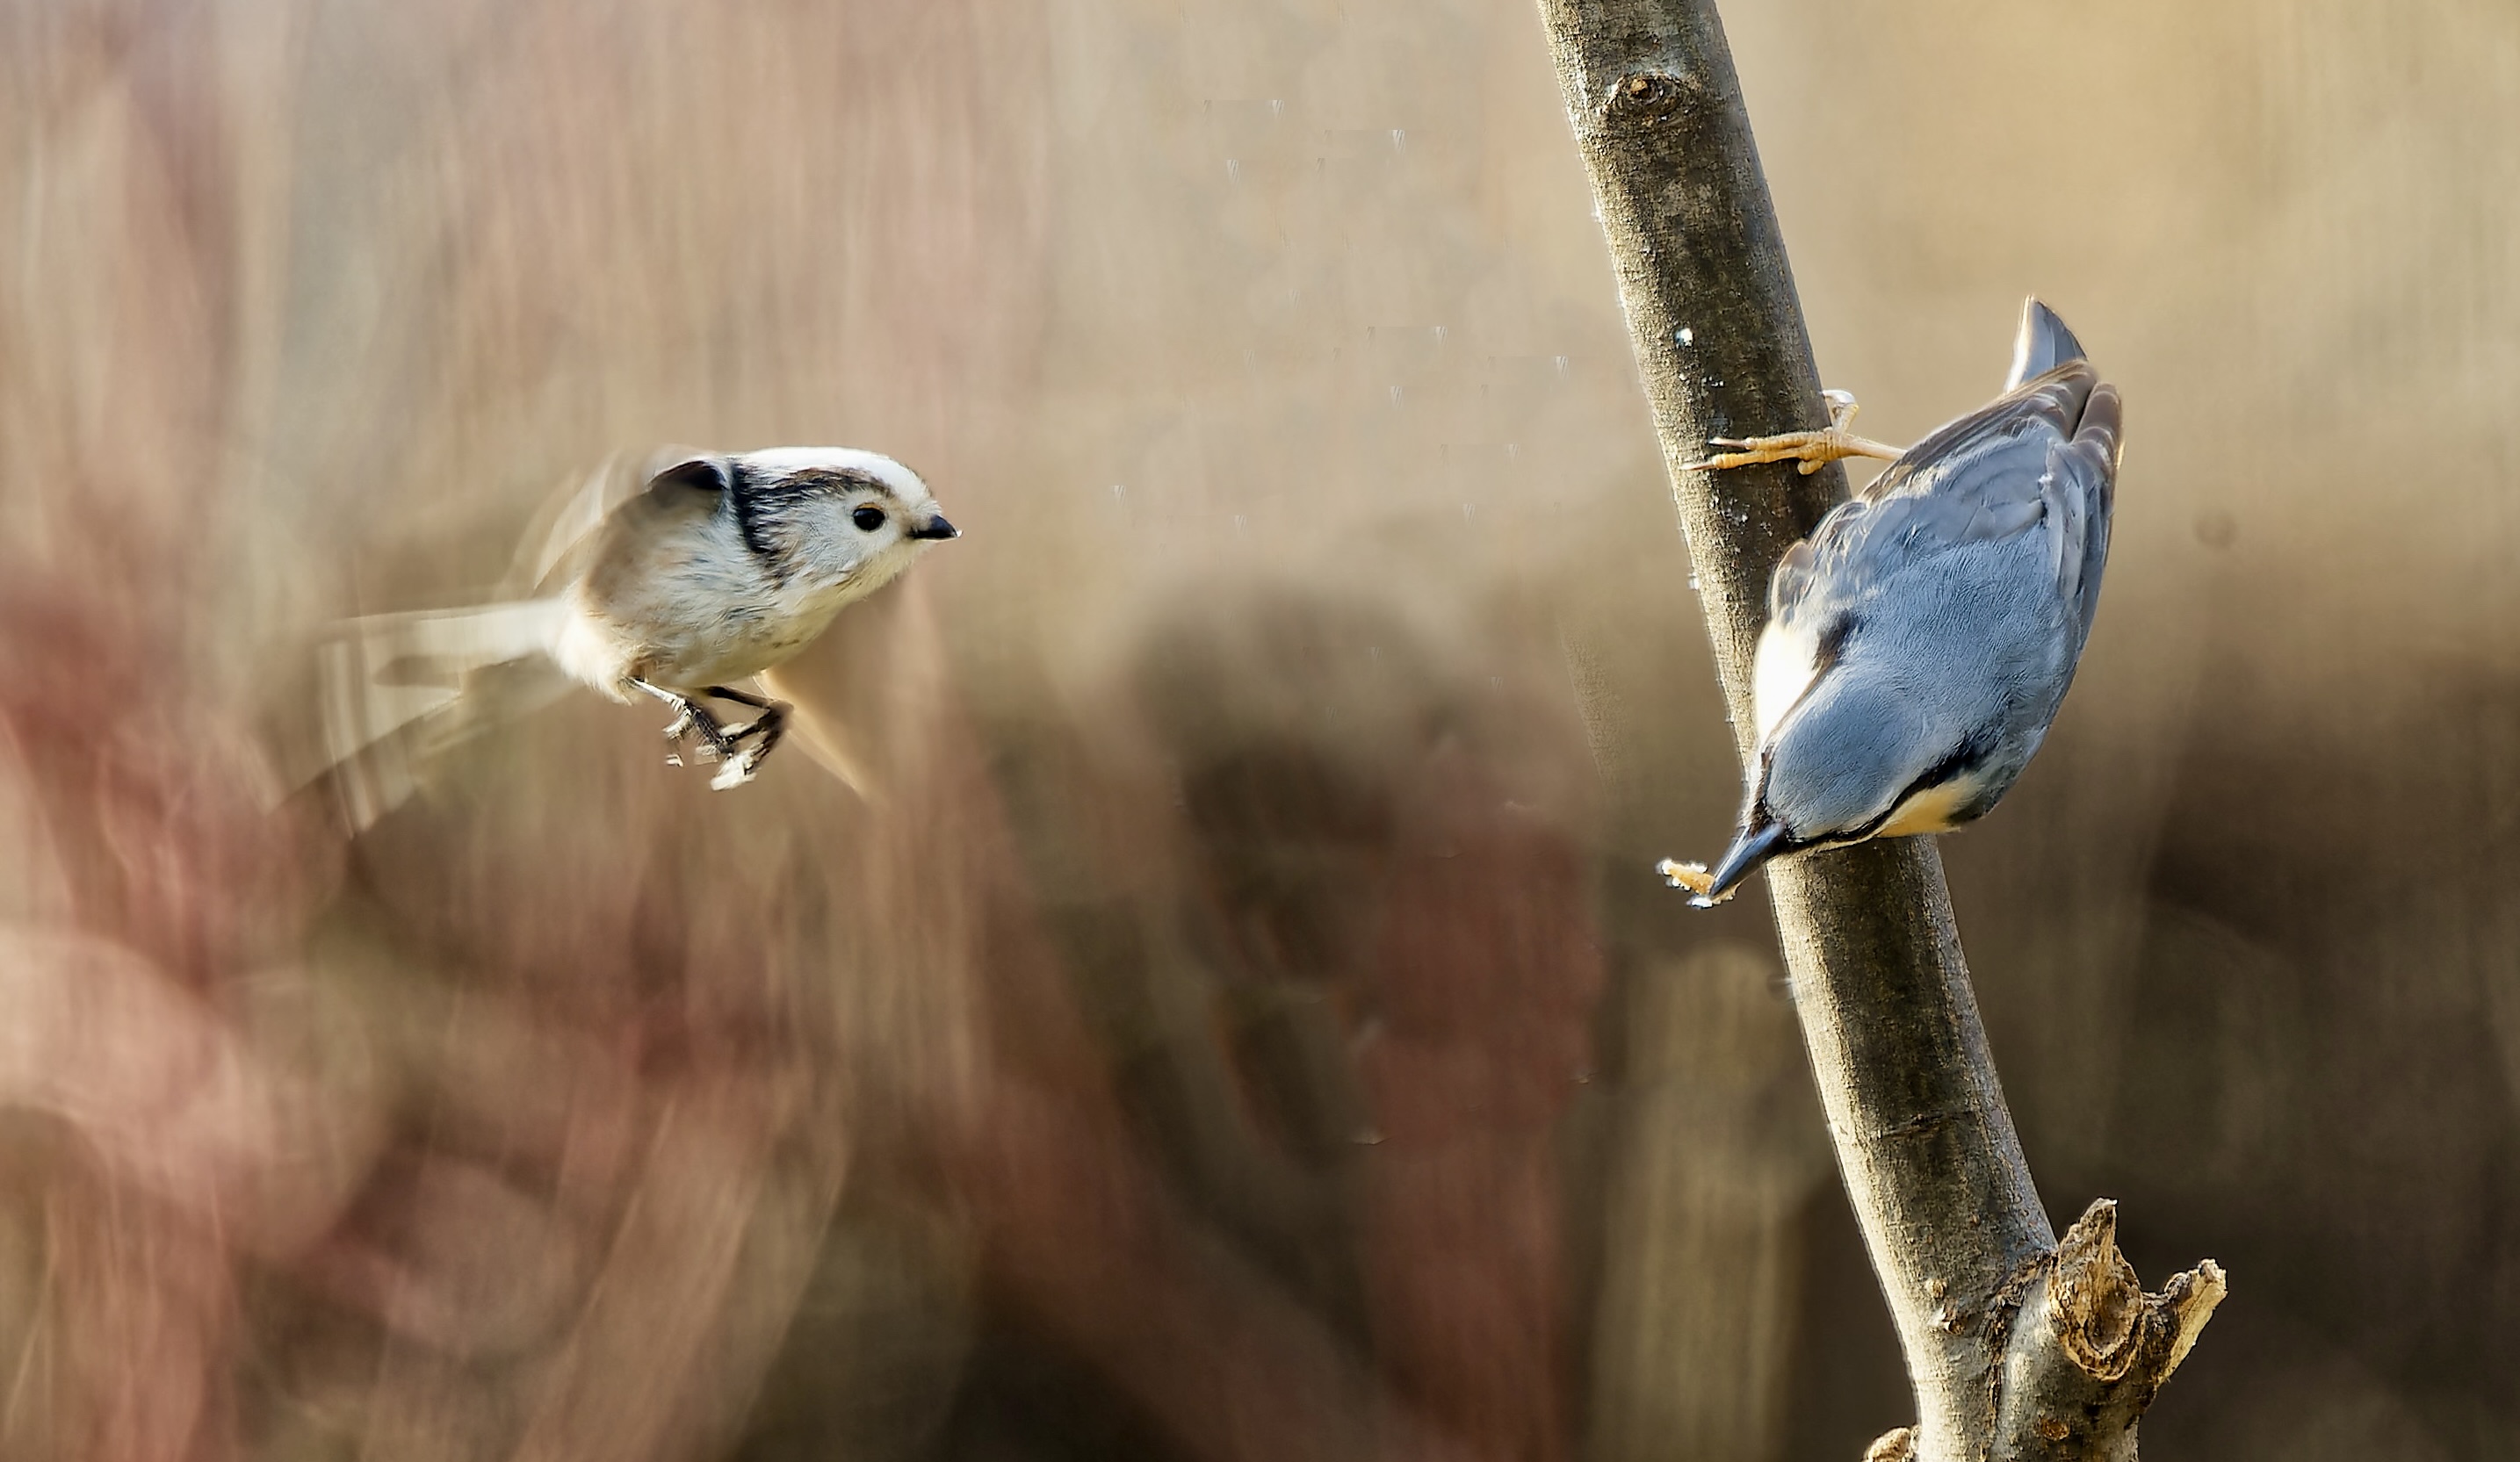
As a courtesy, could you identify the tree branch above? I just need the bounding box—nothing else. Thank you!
[1528,3,2223,1456]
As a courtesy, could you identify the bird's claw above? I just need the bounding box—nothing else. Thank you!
[1657,857,1735,909]
[658,701,740,763]
[1699,389,1902,474]
[1704,429,1867,475]
[636,680,783,790]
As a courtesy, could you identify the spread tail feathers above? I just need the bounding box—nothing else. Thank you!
[297,598,574,830]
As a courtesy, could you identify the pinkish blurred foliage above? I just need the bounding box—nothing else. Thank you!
[0,6,1618,1459]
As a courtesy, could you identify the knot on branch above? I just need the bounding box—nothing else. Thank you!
[1862,1426,1917,1462]
[1599,70,1699,128]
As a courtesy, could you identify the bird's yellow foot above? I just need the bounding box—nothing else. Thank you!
[1656,857,1737,907]
[1706,389,1904,474]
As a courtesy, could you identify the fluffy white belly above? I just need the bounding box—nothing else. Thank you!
[1752,616,1823,743]
[550,588,848,697]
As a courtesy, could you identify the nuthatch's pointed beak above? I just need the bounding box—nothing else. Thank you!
[1701,817,1793,904]
[908,514,959,541]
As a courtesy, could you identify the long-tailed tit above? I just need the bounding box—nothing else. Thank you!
[309,447,959,828]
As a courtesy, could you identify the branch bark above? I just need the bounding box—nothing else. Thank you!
[1528,4,2223,1457]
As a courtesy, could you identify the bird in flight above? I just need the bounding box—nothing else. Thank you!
[308,446,959,829]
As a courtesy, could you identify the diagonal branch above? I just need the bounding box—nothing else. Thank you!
[1528,3,2222,1457]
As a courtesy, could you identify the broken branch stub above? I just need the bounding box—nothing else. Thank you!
[1991,1200,2228,1461]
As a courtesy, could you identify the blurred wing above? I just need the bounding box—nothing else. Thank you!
[505,447,718,598]
[752,572,959,804]
[754,666,877,799]
[752,573,942,804]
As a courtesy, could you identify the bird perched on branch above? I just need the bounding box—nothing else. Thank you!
[1659,299,2121,908]
[306,447,959,830]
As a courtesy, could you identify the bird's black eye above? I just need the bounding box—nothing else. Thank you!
[851,505,886,532]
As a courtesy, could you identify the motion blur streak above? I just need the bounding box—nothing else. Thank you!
[4,2,2520,1460]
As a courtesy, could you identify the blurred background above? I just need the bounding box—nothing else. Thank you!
[3,0,2517,1458]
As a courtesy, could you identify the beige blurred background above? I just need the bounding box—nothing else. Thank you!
[3,0,2517,1458]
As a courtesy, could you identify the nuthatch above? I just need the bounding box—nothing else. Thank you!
[310,447,959,828]
[1658,299,2122,907]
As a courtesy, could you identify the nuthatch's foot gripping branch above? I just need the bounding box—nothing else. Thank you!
[1704,390,1904,474]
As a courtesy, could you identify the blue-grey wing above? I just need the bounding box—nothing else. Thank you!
[1771,358,2120,644]
[2047,377,2120,647]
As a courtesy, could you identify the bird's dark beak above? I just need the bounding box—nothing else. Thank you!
[908,515,959,541]
[1702,817,1794,904]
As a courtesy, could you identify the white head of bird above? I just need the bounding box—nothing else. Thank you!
[702,446,959,601]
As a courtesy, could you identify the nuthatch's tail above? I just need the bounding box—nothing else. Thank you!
[2004,297,2088,392]
[296,598,574,830]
